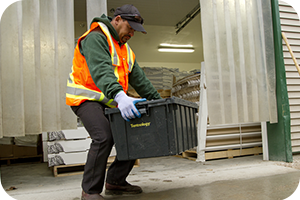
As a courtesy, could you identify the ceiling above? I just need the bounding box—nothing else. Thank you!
[74,0,203,66]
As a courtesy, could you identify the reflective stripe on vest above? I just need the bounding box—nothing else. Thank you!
[98,23,120,66]
[125,43,134,72]
[67,67,117,107]
[98,23,134,73]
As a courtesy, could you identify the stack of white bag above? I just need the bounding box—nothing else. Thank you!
[42,127,91,167]
[43,127,117,167]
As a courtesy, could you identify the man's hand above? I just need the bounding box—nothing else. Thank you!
[114,91,146,121]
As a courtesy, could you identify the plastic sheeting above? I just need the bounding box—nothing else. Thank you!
[0,0,77,138]
[200,0,277,125]
[87,0,107,26]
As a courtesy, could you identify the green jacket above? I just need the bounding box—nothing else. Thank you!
[79,14,161,100]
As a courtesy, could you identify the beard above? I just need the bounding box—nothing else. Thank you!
[121,35,131,43]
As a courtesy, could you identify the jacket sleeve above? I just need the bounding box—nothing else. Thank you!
[80,30,123,99]
[129,61,162,100]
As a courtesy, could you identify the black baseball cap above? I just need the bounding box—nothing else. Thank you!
[114,4,147,34]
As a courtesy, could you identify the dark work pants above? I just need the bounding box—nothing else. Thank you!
[71,101,136,194]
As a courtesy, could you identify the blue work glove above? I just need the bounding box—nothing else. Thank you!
[114,91,147,121]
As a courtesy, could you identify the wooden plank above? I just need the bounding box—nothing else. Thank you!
[207,126,261,136]
[241,126,261,132]
[205,147,262,160]
[53,163,85,177]
[180,147,262,161]
[207,127,240,135]
[206,138,262,147]
[181,152,197,161]
[52,156,140,177]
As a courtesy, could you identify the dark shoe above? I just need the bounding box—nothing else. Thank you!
[105,182,143,195]
[81,190,105,200]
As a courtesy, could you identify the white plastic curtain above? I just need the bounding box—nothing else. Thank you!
[0,0,77,138]
[200,0,277,125]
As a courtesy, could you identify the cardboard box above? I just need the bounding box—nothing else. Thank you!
[0,144,14,158]
[13,145,38,157]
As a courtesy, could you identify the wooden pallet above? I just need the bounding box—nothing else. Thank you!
[0,154,43,166]
[51,157,140,177]
[178,146,262,161]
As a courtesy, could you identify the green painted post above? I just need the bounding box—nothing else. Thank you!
[267,0,292,162]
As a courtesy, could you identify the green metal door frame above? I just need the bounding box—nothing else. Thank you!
[267,0,293,162]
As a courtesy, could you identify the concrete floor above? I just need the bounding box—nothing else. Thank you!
[1,155,300,200]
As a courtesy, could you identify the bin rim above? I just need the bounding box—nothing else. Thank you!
[104,97,198,115]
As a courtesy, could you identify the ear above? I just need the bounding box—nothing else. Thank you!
[114,15,122,24]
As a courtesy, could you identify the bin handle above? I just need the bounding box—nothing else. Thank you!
[136,102,150,116]
[139,108,147,115]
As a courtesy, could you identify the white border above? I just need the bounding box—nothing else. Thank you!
[282,1,300,200]
[0,0,300,200]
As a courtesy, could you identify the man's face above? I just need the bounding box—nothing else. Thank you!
[117,19,135,44]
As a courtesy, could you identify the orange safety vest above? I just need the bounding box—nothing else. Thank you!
[66,22,135,107]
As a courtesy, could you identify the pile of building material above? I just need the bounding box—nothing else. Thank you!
[141,67,193,90]
[128,66,194,99]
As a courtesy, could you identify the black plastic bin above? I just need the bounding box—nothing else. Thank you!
[105,97,198,161]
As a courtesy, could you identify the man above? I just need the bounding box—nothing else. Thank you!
[66,4,161,200]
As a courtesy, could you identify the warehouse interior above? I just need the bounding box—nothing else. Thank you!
[74,0,204,71]
[1,0,300,199]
